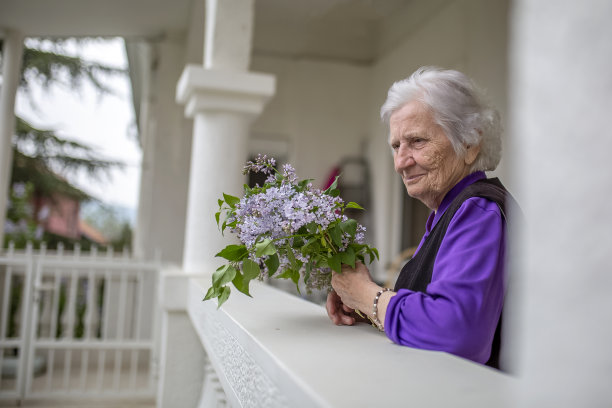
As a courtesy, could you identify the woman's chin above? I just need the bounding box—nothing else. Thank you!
[404,183,424,198]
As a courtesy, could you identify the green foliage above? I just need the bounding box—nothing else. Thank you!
[4,182,43,247]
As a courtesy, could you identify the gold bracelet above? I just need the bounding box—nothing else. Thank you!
[372,288,390,331]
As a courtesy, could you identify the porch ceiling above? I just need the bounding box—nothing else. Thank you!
[1,0,419,63]
[0,0,194,38]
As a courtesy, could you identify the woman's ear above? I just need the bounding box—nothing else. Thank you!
[464,128,482,165]
[464,143,481,165]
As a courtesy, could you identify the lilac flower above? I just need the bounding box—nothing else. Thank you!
[281,164,297,184]
[12,182,26,198]
[35,225,44,240]
[243,154,276,175]
[4,220,17,234]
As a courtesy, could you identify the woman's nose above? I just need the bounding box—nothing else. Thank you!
[394,146,414,172]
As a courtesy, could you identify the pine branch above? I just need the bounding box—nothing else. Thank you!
[19,45,126,95]
[14,116,124,180]
[12,150,91,201]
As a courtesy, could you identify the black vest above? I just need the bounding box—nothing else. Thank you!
[394,178,510,369]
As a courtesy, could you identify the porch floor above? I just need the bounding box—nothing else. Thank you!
[0,365,155,407]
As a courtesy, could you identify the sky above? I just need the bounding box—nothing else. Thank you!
[14,37,141,214]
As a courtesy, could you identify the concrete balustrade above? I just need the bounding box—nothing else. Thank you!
[158,271,517,408]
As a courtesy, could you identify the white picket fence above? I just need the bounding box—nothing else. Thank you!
[0,242,161,403]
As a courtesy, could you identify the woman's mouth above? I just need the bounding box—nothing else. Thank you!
[404,173,424,183]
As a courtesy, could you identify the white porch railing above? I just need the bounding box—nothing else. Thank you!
[158,272,518,408]
[0,243,161,403]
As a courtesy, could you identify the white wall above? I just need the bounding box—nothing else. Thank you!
[251,56,371,187]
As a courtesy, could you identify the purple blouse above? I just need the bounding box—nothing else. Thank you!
[384,171,505,364]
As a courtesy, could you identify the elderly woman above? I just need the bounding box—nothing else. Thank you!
[326,67,512,368]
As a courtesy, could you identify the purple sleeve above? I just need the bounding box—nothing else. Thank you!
[384,197,505,364]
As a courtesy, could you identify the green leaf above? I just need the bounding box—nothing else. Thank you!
[301,237,319,254]
[242,258,261,280]
[278,268,300,291]
[324,176,339,194]
[303,237,317,248]
[368,247,380,263]
[328,227,342,247]
[286,247,297,265]
[218,198,224,208]
[328,253,342,274]
[215,211,221,226]
[306,223,318,234]
[285,248,303,270]
[232,270,251,297]
[340,247,356,269]
[345,201,364,210]
[255,239,277,257]
[304,263,312,284]
[289,269,300,293]
[265,253,279,276]
[371,247,380,260]
[215,245,248,261]
[203,286,218,301]
[223,193,240,208]
[212,265,237,287]
[339,219,358,237]
[217,286,231,308]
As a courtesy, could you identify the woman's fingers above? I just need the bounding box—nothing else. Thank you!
[342,304,354,314]
[325,291,339,324]
[326,291,355,326]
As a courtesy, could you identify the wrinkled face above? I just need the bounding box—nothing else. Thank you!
[389,100,474,211]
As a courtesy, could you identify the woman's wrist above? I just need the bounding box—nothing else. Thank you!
[372,288,391,330]
[359,282,383,317]
[374,290,395,330]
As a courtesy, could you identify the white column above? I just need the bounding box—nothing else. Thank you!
[177,0,275,273]
[510,1,612,406]
[204,0,254,71]
[177,68,275,273]
[0,30,24,248]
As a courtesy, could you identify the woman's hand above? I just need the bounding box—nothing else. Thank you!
[326,290,360,326]
[330,262,380,319]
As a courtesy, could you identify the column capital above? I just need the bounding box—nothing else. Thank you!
[176,65,276,118]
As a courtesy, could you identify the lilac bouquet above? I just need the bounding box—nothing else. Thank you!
[204,154,378,307]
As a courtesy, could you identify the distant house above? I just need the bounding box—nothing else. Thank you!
[35,193,80,240]
[33,192,108,246]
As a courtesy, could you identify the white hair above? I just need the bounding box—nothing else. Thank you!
[380,66,502,172]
